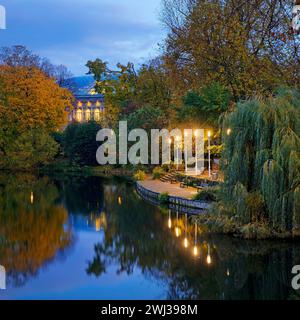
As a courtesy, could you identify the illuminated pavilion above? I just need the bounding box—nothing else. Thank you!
[65,76,105,123]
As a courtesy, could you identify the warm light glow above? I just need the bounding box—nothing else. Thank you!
[208,131,211,138]
[184,238,188,248]
[175,227,181,237]
[227,269,230,276]
[168,138,172,144]
[207,255,212,265]
[87,101,92,107]
[118,197,122,205]
[184,131,188,137]
[30,192,34,204]
[77,101,83,107]
[95,218,101,232]
[176,136,181,142]
[193,246,198,256]
[194,130,198,137]
[96,101,101,107]
[227,128,232,136]
[168,218,172,229]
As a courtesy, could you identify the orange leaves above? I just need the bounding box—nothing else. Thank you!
[0,66,73,133]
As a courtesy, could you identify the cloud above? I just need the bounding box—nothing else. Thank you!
[0,0,165,74]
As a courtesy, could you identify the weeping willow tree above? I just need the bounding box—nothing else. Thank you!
[221,89,300,235]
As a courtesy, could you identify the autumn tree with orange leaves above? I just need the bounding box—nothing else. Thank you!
[0,66,73,169]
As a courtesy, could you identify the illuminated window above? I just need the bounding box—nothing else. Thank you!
[85,109,91,121]
[76,109,82,122]
[94,109,100,121]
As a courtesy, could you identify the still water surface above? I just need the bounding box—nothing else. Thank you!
[0,174,299,300]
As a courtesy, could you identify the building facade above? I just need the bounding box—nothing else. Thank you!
[68,93,105,123]
[65,76,105,123]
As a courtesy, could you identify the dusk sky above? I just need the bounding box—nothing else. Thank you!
[0,0,166,75]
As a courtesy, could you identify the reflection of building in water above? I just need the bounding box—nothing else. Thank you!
[69,212,107,232]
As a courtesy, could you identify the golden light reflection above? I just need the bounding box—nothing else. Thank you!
[227,128,232,136]
[208,131,212,138]
[95,218,101,232]
[30,192,34,204]
[184,237,188,248]
[168,218,172,229]
[207,255,212,265]
[118,196,122,205]
[175,227,181,238]
[193,246,198,257]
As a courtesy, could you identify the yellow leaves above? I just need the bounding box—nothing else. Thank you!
[0,66,73,133]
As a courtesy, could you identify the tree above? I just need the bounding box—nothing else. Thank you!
[0,66,73,169]
[0,66,73,133]
[63,121,102,166]
[0,45,73,84]
[221,89,300,234]
[161,0,300,101]
[180,82,231,129]
[127,106,168,131]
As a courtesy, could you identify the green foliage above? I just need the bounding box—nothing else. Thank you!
[127,106,168,131]
[134,170,146,181]
[0,129,59,171]
[63,121,102,166]
[221,89,300,233]
[193,188,218,202]
[180,82,231,129]
[158,192,169,204]
[152,167,164,180]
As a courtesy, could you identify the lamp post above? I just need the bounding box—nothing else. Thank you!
[184,132,188,174]
[176,136,180,171]
[168,138,172,164]
[208,131,211,178]
[194,130,198,176]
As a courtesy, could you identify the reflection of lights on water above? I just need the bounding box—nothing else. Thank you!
[207,244,212,265]
[168,210,172,229]
[184,237,188,248]
[118,197,122,205]
[193,246,198,257]
[175,227,181,237]
[30,192,34,204]
[95,218,101,232]
[227,269,230,276]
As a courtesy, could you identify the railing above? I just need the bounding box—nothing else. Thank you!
[136,182,211,214]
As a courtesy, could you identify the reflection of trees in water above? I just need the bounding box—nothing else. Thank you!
[0,174,73,287]
[54,176,104,216]
[86,182,300,300]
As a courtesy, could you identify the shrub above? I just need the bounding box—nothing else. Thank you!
[134,170,146,181]
[152,166,164,179]
[158,192,169,204]
[193,188,217,202]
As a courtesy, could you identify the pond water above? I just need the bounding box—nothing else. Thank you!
[0,174,299,300]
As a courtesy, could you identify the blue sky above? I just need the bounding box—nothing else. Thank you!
[0,0,166,75]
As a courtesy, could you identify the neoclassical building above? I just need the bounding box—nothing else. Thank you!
[65,76,105,123]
